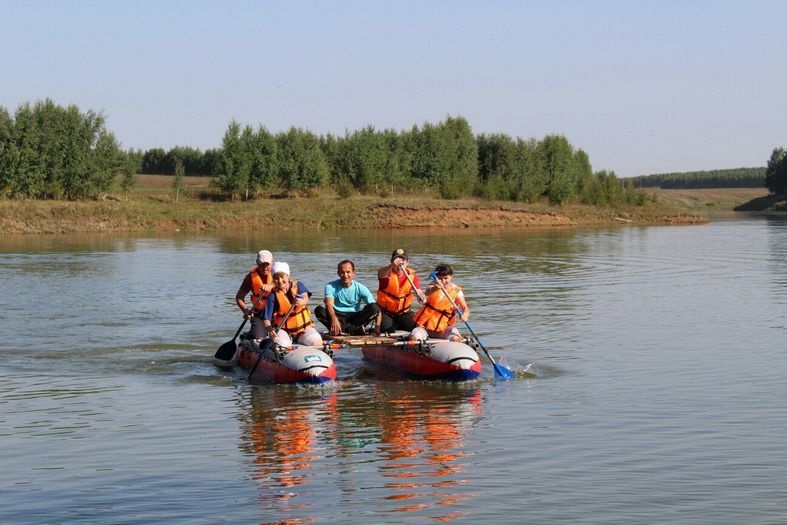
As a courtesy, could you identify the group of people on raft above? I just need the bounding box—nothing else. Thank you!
[234,248,470,349]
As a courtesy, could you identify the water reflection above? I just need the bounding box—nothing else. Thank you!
[236,382,482,523]
[368,383,481,521]
[766,215,787,292]
[239,387,336,525]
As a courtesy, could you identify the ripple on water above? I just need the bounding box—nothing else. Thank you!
[2,219,787,524]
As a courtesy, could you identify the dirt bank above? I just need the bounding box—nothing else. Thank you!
[360,204,575,228]
[0,198,712,234]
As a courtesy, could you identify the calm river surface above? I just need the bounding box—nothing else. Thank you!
[2,215,787,524]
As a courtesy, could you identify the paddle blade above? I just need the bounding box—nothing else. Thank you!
[214,339,238,361]
[493,362,516,381]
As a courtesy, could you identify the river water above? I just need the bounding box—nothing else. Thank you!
[1,215,786,524]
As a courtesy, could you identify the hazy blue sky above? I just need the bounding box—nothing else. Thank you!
[3,0,785,177]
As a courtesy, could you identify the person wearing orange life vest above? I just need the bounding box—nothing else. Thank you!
[376,248,426,334]
[235,249,275,339]
[409,263,469,342]
[261,261,324,346]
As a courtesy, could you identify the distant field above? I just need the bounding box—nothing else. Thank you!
[643,187,769,210]
[126,174,212,194]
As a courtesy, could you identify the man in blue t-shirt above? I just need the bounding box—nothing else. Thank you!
[315,260,380,336]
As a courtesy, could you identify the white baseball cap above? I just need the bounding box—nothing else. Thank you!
[256,250,273,265]
[272,261,290,276]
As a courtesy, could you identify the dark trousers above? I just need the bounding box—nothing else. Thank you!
[379,309,416,334]
[250,313,267,339]
[315,303,380,335]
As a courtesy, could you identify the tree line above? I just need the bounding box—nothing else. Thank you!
[211,116,646,205]
[0,99,134,199]
[629,168,766,189]
[1,99,645,205]
[138,146,220,176]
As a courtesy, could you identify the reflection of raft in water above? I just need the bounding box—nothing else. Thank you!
[216,334,337,384]
[330,333,482,381]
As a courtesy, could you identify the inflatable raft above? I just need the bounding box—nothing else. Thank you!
[216,335,337,384]
[330,333,482,381]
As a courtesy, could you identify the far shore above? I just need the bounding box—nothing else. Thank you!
[0,176,773,235]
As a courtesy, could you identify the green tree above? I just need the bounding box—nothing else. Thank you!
[124,148,144,174]
[765,147,787,195]
[410,122,440,186]
[238,125,257,199]
[0,106,17,196]
[0,99,125,199]
[573,149,593,200]
[624,177,646,205]
[409,116,478,199]
[90,130,124,199]
[141,148,167,174]
[601,170,625,205]
[172,158,185,202]
[343,126,388,193]
[201,148,221,177]
[437,116,477,199]
[247,125,278,197]
[10,102,47,198]
[630,167,766,189]
[583,170,624,206]
[320,133,345,187]
[11,100,112,199]
[167,146,205,175]
[276,127,328,193]
[538,134,576,204]
[214,120,251,199]
[476,133,517,199]
[119,158,137,200]
[381,128,413,194]
[512,138,546,202]
[65,106,103,198]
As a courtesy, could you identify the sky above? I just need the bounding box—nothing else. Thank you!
[3,0,785,177]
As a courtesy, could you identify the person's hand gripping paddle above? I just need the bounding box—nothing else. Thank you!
[246,296,301,380]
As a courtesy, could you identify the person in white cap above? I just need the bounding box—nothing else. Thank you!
[235,249,275,339]
[261,261,323,346]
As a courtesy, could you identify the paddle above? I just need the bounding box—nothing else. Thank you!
[429,272,516,380]
[398,263,426,304]
[341,339,426,349]
[214,290,269,361]
[246,295,300,381]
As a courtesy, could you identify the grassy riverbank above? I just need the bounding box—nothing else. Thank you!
[641,187,772,211]
[1,175,769,235]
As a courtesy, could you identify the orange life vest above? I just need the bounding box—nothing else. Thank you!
[413,285,462,333]
[249,268,273,312]
[377,267,416,315]
[273,280,313,336]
